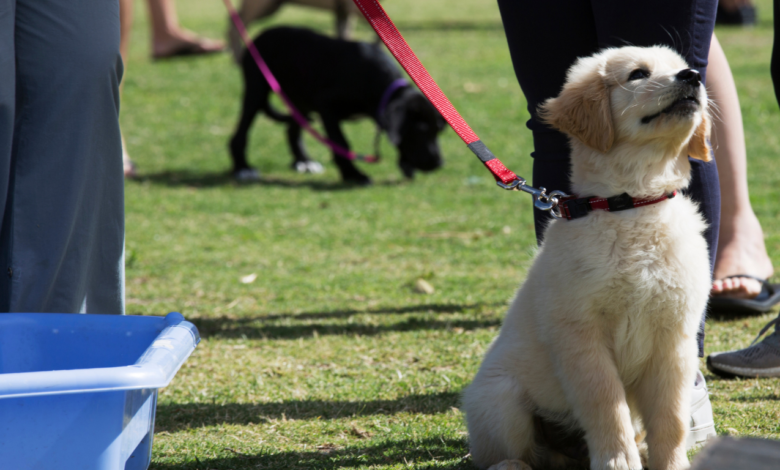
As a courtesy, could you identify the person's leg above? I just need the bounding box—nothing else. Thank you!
[147,0,224,59]
[773,0,780,105]
[706,0,780,379]
[120,0,133,62]
[0,0,14,309]
[119,0,137,178]
[496,0,600,240]
[707,33,773,298]
[5,0,125,313]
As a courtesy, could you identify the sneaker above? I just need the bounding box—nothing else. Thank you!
[687,369,717,450]
[707,315,780,378]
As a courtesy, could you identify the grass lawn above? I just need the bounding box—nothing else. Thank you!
[120,0,780,468]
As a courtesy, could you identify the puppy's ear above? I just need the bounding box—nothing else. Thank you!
[687,111,712,162]
[538,69,614,153]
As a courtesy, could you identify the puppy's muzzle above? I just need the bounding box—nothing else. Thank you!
[641,69,702,124]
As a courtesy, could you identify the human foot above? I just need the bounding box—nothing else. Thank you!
[152,29,224,59]
[712,210,774,299]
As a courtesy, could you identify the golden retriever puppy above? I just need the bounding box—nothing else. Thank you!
[462,46,712,470]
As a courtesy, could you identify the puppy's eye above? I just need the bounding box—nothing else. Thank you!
[628,69,650,81]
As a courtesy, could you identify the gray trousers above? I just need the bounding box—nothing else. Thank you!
[0,0,125,313]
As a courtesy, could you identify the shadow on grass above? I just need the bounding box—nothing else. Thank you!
[192,316,500,340]
[190,302,503,340]
[150,436,472,470]
[704,303,780,322]
[156,390,461,431]
[214,302,503,323]
[137,170,406,191]
[191,315,500,340]
[722,393,780,402]
[395,20,504,32]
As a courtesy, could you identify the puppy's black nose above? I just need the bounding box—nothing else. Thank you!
[676,68,701,85]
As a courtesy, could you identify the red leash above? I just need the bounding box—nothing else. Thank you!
[224,0,378,163]
[350,0,572,215]
[351,0,516,183]
[352,0,680,218]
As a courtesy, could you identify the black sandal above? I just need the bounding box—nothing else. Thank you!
[709,274,780,316]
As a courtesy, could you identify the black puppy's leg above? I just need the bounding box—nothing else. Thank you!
[286,122,323,174]
[321,114,371,185]
[229,82,266,181]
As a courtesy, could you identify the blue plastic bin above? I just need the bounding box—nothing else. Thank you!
[0,312,199,470]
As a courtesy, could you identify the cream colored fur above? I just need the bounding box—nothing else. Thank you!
[462,46,712,470]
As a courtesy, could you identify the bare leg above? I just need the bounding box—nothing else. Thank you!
[707,33,773,298]
[719,0,753,10]
[229,0,282,63]
[119,0,133,64]
[119,0,137,178]
[147,0,224,59]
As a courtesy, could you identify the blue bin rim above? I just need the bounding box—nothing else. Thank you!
[0,312,199,399]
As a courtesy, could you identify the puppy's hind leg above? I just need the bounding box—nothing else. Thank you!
[462,371,536,470]
[286,123,323,174]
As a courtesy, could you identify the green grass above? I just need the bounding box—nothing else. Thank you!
[120,0,780,468]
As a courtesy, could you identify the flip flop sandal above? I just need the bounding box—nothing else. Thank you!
[708,274,780,316]
[152,42,225,60]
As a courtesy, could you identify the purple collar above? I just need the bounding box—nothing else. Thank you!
[376,78,409,127]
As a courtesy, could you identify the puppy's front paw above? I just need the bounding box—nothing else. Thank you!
[592,452,643,470]
[234,168,260,182]
[487,459,532,470]
[293,161,325,174]
[343,173,372,186]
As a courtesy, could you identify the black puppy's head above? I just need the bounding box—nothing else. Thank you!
[385,90,446,178]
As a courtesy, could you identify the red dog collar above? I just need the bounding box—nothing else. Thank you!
[557,191,677,220]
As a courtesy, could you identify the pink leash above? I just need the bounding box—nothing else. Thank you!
[223,0,378,163]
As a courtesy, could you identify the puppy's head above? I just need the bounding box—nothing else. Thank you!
[385,89,446,178]
[538,46,710,162]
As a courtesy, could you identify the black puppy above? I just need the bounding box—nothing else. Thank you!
[229,26,445,184]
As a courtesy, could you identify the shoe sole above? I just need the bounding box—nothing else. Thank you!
[687,421,717,449]
[686,381,717,450]
[707,355,780,378]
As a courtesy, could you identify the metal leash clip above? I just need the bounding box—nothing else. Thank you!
[496,179,569,219]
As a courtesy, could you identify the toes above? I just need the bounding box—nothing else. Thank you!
[711,276,763,299]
